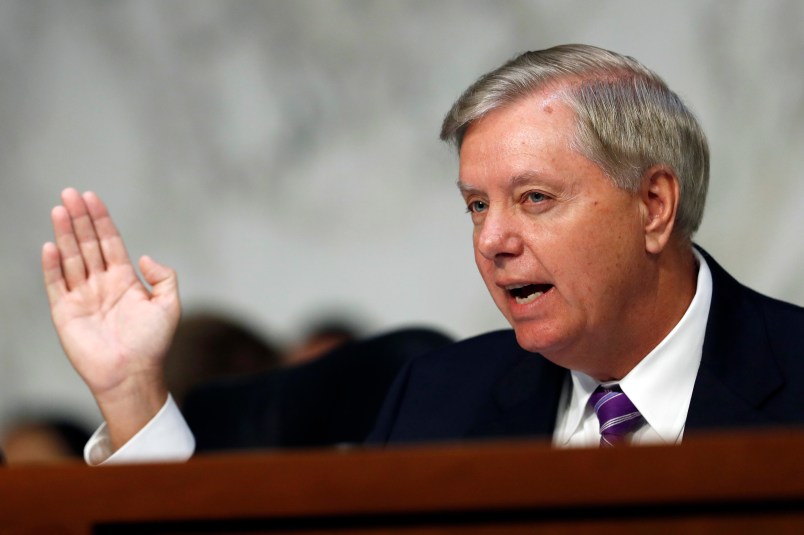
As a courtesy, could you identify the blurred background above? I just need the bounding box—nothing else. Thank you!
[0,0,802,434]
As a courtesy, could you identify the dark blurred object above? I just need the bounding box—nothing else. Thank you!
[183,326,453,452]
[2,416,91,465]
[284,318,362,366]
[165,312,283,405]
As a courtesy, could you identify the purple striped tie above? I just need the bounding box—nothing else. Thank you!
[588,386,643,447]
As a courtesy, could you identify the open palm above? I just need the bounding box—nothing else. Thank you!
[42,189,180,446]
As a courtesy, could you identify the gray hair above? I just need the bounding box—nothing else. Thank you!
[440,44,709,239]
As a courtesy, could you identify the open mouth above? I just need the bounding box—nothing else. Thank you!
[507,283,553,305]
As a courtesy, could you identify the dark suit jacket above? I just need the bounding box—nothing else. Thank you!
[367,251,804,444]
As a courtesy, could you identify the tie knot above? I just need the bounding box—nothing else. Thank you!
[588,386,643,447]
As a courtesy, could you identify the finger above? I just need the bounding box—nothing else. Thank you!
[139,255,181,328]
[82,191,132,267]
[41,242,68,307]
[61,188,105,274]
[139,255,179,303]
[51,204,87,290]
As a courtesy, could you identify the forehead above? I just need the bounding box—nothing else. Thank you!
[457,90,580,186]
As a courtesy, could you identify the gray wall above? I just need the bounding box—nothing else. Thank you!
[1,0,802,427]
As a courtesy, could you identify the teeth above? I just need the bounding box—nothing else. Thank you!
[515,291,543,305]
[505,282,550,304]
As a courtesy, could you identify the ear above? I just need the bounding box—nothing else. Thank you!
[639,165,680,255]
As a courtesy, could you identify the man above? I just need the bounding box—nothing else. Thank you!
[42,45,804,463]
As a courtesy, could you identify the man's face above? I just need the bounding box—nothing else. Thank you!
[458,90,651,374]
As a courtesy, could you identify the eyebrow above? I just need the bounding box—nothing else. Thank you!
[456,180,479,196]
[457,171,549,196]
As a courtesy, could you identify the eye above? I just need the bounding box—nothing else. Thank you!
[525,191,547,203]
[466,200,488,213]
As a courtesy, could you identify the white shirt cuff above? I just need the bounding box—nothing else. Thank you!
[84,394,196,465]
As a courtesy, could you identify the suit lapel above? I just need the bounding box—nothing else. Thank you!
[686,249,784,432]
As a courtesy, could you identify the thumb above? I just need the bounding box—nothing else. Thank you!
[138,255,179,302]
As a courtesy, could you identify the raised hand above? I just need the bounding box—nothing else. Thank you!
[42,188,181,450]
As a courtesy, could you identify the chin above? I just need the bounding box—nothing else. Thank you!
[512,329,553,355]
[511,323,574,360]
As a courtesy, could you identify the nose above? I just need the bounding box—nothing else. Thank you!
[475,207,524,261]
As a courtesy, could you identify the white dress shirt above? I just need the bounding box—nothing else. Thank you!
[87,251,713,463]
[552,250,713,448]
[84,394,195,465]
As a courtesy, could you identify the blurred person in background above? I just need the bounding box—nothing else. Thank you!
[2,415,90,465]
[163,311,283,406]
[284,317,363,367]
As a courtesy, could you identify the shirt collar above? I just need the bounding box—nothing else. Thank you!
[561,249,713,443]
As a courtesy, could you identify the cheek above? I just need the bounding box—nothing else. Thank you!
[571,220,644,304]
[544,210,638,294]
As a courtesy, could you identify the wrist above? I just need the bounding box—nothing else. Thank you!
[94,374,170,451]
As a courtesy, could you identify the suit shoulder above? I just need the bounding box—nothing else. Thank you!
[747,287,804,319]
[410,329,523,365]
